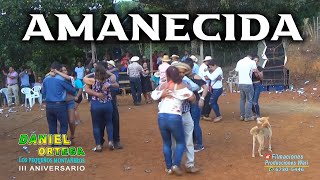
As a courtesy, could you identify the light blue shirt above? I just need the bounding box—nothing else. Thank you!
[20,72,30,87]
[75,66,85,79]
[192,63,200,75]
[183,76,199,91]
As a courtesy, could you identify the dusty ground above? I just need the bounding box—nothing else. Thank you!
[0,89,320,180]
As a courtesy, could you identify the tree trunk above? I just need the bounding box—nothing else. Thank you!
[138,43,145,57]
[191,39,199,55]
[210,42,214,57]
[91,41,97,63]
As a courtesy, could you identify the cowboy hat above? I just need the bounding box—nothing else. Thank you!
[203,56,213,62]
[162,55,171,62]
[130,56,140,62]
[190,55,198,62]
[107,60,116,67]
[171,62,191,75]
[170,54,180,59]
[154,71,160,78]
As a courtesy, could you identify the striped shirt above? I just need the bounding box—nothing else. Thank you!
[127,62,143,78]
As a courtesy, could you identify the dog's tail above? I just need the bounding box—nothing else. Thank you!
[250,126,259,135]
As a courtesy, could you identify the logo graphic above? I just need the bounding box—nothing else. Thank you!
[266,154,271,159]
[269,167,274,172]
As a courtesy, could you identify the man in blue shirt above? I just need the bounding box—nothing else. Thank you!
[19,67,30,104]
[43,62,76,136]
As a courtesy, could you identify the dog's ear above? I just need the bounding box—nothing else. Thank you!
[262,122,270,128]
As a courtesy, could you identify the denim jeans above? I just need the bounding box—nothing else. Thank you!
[210,88,223,117]
[172,112,195,168]
[239,84,254,118]
[252,83,262,117]
[201,91,212,117]
[158,113,185,169]
[90,100,113,145]
[46,102,68,135]
[111,90,120,143]
[190,103,203,147]
[129,77,142,104]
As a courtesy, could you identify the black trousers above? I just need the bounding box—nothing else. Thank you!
[201,91,212,117]
[111,90,120,143]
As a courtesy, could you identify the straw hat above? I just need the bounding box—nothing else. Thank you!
[170,54,180,59]
[203,56,212,62]
[190,55,198,62]
[130,56,140,62]
[107,60,116,67]
[171,62,191,75]
[154,71,160,77]
[162,55,171,62]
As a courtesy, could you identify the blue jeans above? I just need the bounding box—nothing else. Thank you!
[201,91,212,117]
[111,90,120,143]
[129,77,142,104]
[90,100,113,145]
[210,88,223,117]
[46,102,68,135]
[158,113,185,169]
[252,83,262,117]
[239,84,254,118]
[190,103,203,146]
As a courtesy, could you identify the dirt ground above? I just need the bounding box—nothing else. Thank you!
[1,89,320,180]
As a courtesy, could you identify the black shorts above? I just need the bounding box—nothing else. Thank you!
[75,95,83,104]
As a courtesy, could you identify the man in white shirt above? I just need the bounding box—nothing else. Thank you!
[198,56,213,120]
[74,62,85,82]
[235,55,257,121]
[127,56,144,106]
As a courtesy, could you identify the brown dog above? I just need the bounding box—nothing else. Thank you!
[250,117,272,157]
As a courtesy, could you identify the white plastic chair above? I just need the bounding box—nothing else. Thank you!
[0,88,14,106]
[21,87,36,108]
[32,86,42,106]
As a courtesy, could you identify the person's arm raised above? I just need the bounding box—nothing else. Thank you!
[83,73,95,85]
[54,69,71,80]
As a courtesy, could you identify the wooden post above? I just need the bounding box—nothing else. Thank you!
[149,41,153,73]
[317,17,319,41]
[313,17,316,40]
[200,41,204,64]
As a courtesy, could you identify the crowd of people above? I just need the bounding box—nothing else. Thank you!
[1,50,264,177]
[0,66,42,107]
[148,53,263,175]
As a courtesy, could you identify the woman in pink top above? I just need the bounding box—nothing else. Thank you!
[158,55,171,85]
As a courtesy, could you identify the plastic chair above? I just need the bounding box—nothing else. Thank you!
[0,88,14,106]
[21,87,35,108]
[32,86,42,106]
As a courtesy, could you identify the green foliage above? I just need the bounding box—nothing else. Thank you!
[0,0,319,78]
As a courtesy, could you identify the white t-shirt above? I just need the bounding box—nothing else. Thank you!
[75,66,85,80]
[207,67,223,89]
[198,63,208,81]
[235,57,257,85]
[198,63,210,86]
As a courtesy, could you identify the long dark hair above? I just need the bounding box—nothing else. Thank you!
[166,66,182,84]
[95,63,110,82]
